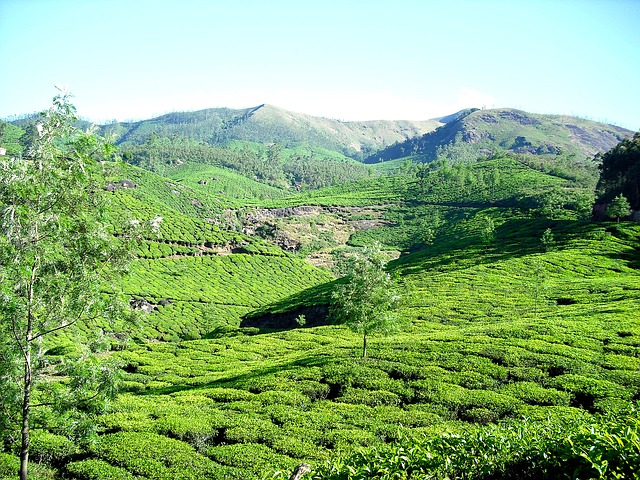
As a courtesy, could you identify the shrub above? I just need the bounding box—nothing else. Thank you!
[500,382,571,406]
[339,388,401,407]
[206,443,296,477]
[28,430,77,465]
[309,409,640,480]
[65,459,136,480]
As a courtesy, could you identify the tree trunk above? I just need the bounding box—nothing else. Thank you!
[362,333,367,358]
[21,266,36,480]
[20,347,31,480]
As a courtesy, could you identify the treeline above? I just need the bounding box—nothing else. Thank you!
[122,134,372,190]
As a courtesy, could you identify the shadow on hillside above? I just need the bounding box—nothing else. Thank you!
[239,281,337,332]
[393,218,601,277]
[139,353,336,396]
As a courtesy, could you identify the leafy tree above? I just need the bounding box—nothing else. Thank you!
[607,194,631,223]
[0,92,135,480]
[415,162,430,192]
[18,123,39,155]
[478,214,496,247]
[541,228,555,252]
[331,244,401,358]
[596,132,640,210]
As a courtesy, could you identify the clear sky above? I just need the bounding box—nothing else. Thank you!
[1,0,638,130]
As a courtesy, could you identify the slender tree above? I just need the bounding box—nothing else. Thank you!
[331,244,401,358]
[0,91,134,480]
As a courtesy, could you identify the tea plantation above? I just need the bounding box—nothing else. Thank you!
[1,155,639,479]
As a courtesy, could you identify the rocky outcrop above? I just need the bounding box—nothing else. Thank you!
[244,206,322,223]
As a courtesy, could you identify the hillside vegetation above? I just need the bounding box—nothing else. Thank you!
[101,104,441,159]
[1,104,639,480]
[366,108,633,166]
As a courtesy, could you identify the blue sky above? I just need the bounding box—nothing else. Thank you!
[1,0,638,129]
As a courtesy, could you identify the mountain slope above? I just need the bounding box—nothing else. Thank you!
[102,104,441,159]
[365,108,634,164]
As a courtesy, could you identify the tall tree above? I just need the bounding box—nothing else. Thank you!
[596,132,640,210]
[0,92,134,480]
[331,244,401,358]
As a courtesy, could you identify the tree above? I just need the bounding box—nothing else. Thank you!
[596,132,640,210]
[415,162,430,192]
[540,228,555,252]
[331,244,401,358]
[0,91,134,480]
[607,193,631,223]
[478,214,496,247]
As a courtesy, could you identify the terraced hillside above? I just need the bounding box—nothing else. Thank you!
[3,148,638,480]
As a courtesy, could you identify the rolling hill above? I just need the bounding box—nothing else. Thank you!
[1,101,639,480]
[101,104,442,159]
[365,108,634,164]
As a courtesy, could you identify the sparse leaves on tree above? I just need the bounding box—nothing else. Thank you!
[0,91,135,480]
[541,228,555,252]
[331,243,401,358]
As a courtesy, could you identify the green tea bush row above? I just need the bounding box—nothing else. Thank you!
[308,408,640,479]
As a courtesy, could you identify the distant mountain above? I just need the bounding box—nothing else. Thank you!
[364,108,634,164]
[101,104,442,160]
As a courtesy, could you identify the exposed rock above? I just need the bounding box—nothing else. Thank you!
[244,206,322,223]
[119,179,137,188]
[130,298,156,314]
[198,180,208,185]
[498,110,542,125]
[462,129,495,144]
[105,180,137,191]
[479,113,499,124]
[191,199,203,207]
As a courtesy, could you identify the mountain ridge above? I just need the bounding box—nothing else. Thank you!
[364,107,634,164]
[99,104,442,159]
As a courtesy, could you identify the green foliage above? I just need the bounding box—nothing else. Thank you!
[0,91,136,479]
[367,108,630,174]
[597,132,640,209]
[2,102,639,480]
[65,459,136,480]
[332,244,402,357]
[606,194,631,222]
[309,409,640,479]
[540,228,555,252]
[122,133,372,190]
[0,120,25,155]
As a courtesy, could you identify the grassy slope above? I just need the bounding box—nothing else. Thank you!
[7,157,639,479]
[164,161,288,202]
[78,219,639,479]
